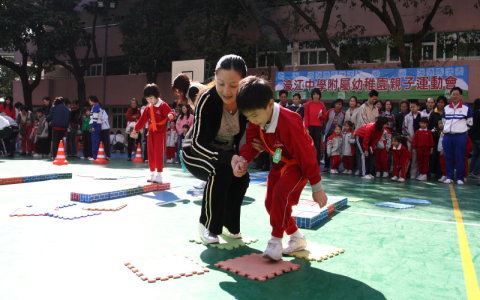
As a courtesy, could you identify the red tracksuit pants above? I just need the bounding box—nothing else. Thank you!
[416,147,431,174]
[166,146,176,159]
[330,155,341,170]
[266,165,308,238]
[147,131,165,172]
[374,149,388,172]
[392,159,410,179]
[342,156,354,170]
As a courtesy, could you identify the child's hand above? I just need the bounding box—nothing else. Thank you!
[313,190,328,208]
[168,113,175,120]
[251,138,264,153]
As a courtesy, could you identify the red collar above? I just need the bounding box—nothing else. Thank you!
[449,101,463,108]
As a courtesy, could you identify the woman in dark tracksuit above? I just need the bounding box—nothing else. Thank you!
[182,55,250,244]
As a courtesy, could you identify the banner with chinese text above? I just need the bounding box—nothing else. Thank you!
[275,66,469,100]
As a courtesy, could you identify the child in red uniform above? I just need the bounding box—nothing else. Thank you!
[391,136,411,182]
[327,125,343,174]
[374,127,392,178]
[412,117,434,181]
[233,76,328,261]
[341,121,355,174]
[131,84,175,183]
[166,121,178,163]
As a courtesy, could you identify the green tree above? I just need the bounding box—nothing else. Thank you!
[119,0,179,84]
[358,0,452,67]
[0,60,17,97]
[43,0,100,104]
[0,0,52,108]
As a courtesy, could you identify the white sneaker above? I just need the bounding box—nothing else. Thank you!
[263,238,283,261]
[166,159,173,163]
[391,176,398,181]
[382,172,389,178]
[354,170,360,176]
[152,172,163,183]
[282,235,307,254]
[417,174,427,181]
[362,174,374,179]
[32,153,41,158]
[223,227,242,239]
[443,179,453,184]
[198,223,219,244]
[376,172,381,177]
[457,180,464,185]
[438,176,446,182]
[330,169,337,174]
[194,181,207,189]
[398,178,406,182]
[320,159,325,165]
[88,157,94,161]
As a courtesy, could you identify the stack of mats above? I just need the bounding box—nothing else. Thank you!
[71,183,170,203]
[292,196,348,229]
[0,173,72,185]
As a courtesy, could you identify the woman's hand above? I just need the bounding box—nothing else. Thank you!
[231,155,247,177]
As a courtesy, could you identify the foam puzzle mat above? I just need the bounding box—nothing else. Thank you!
[82,204,127,211]
[287,242,345,262]
[70,183,170,203]
[214,253,300,281]
[376,202,415,209]
[124,256,209,283]
[292,196,348,229]
[189,234,258,250]
[0,173,72,185]
[399,198,431,205]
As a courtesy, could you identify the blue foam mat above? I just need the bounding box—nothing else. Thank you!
[376,202,415,209]
[399,198,431,205]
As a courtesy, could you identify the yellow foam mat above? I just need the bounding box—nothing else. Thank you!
[288,242,345,262]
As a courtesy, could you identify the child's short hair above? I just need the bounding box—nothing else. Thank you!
[334,124,342,131]
[409,99,419,106]
[237,76,273,112]
[393,135,406,146]
[311,88,321,99]
[144,83,160,98]
[279,90,288,97]
[419,117,429,124]
[334,98,343,106]
[344,120,354,130]
[369,90,379,97]
[182,124,190,130]
[292,93,301,99]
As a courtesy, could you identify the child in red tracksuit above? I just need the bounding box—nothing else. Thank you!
[391,136,411,182]
[412,117,434,181]
[374,128,392,178]
[233,76,327,261]
[327,125,343,174]
[341,121,355,174]
[131,84,175,183]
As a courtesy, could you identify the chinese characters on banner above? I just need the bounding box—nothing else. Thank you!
[275,66,469,100]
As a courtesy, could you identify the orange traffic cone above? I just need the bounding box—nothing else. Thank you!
[93,142,109,164]
[132,143,144,163]
[53,140,69,165]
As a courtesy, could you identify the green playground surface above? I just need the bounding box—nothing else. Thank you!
[0,158,479,300]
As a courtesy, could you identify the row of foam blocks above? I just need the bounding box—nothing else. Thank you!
[0,173,72,185]
[70,183,170,203]
[293,196,348,229]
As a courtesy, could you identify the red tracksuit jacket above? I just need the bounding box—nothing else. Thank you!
[412,129,434,149]
[355,123,384,153]
[240,105,321,186]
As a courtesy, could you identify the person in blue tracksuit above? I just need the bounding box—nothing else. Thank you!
[442,87,473,184]
[88,95,102,160]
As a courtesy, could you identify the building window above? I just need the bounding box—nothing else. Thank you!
[256,51,292,68]
[105,107,128,131]
[339,37,387,64]
[422,43,435,61]
[388,45,411,62]
[85,64,103,77]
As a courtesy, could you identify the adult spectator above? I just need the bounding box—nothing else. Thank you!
[430,96,448,178]
[468,98,480,178]
[277,90,289,108]
[304,88,327,164]
[0,96,16,119]
[125,98,142,161]
[395,100,409,134]
[288,93,304,118]
[16,106,34,155]
[357,90,379,128]
[442,87,473,184]
[403,100,421,179]
[46,97,70,159]
[421,97,436,129]
[345,96,359,129]
[381,100,395,130]
[0,112,19,157]
[67,100,81,157]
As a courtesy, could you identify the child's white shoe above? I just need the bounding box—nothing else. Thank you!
[438,176,446,182]
[417,174,427,181]
[375,172,381,177]
[382,172,389,178]
[282,234,307,254]
[263,238,283,261]
[198,223,219,244]
[391,176,398,181]
[398,177,406,182]
[152,172,162,183]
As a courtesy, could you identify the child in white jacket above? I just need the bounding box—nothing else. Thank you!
[341,121,356,174]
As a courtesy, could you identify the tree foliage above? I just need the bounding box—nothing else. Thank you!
[119,0,179,83]
[0,59,17,97]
